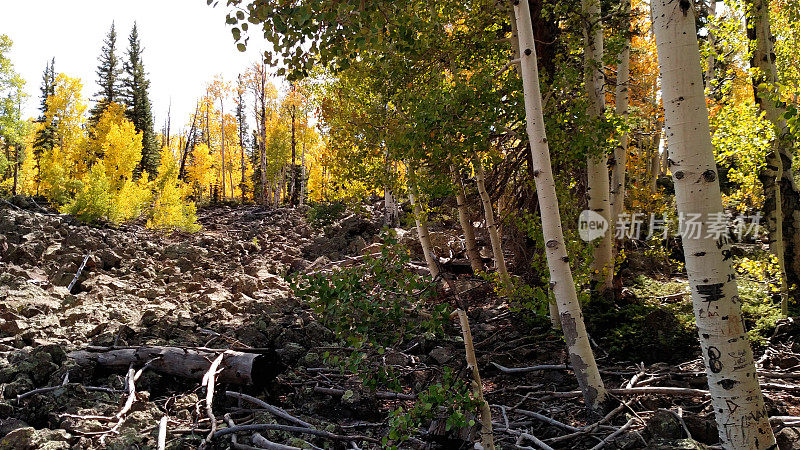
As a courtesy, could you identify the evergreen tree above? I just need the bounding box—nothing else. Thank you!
[32,58,57,190]
[88,23,122,131]
[122,23,158,177]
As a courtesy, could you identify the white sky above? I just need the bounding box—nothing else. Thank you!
[0,0,274,133]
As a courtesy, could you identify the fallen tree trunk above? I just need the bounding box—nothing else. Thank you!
[68,346,276,386]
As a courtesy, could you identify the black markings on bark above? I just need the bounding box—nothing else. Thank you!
[718,379,738,390]
[708,346,723,373]
[702,169,717,182]
[697,283,725,303]
[675,171,684,179]
[694,252,706,256]
[546,239,559,249]
[561,256,569,262]
[524,48,532,56]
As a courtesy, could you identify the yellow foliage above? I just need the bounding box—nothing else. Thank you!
[109,176,151,224]
[187,143,216,197]
[101,120,143,190]
[148,146,200,232]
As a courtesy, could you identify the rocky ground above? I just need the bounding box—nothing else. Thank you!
[1,198,800,449]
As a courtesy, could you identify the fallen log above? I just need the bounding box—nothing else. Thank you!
[68,346,278,386]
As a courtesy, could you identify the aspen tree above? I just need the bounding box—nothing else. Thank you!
[747,0,796,315]
[652,0,775,446]
[512,0,608,412]
[610,0,631,234]
[407,164,439,279]
[451,165,485,274]
[474,159,511,291]
[583,0,614,293]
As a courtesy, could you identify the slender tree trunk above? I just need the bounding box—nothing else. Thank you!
[513,0,608,413]
[260,108,267,205]
[451,165,485,274]
[408,165,439,279]
[748,0,797,312]
[610,0,631,235]
[652,0,775,447]
[13,144,19,196]
[457,309,495,449]
[474,160,511,290]
[659,129,668,175]
[290,107,298,206]
[220,98,227,200]
[583,0,614,293]
[180,102,199,181]
[649,132,660,194]
[384,151,399,227]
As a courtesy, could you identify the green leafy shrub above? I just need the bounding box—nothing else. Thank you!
[292,236,477,447]
[61,163,112,223]
[306,201,346,227]
[292,235,447,348]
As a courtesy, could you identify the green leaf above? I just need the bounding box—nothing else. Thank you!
[236,43,247,52]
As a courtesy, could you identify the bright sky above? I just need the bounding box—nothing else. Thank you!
[1,0,273,133]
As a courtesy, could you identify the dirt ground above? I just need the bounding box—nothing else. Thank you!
[1,199,799,449]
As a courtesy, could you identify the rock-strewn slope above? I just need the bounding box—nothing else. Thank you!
[0,201,381,448]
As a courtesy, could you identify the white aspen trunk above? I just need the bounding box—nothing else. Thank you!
[407,166,439,279]
[457,309,495,450]
[384,150,400,227]
[548,293,562,330]
[749,0,793,315]
[652,0,775,447]
[649,132,661,194]
[451,165,485,274]
[220,98,227,200]
[610,0,631,230]
[273,178,279,207]
[659,129,668,175]
[583,0,614,292]
[513,0,608,413]
[474,161,511,291]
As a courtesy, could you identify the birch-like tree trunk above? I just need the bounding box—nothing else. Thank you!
[384,151,400,227]
[583,0,614,292]
[652,0,775,446]
[407,165,439,279]
[610,0,631,232]
[513,0,608,413]
[748,0,797,314]
[451,165,485,274]
[218,97,227,200]
[474,160,511,290]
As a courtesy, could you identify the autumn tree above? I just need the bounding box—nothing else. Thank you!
[0,35,29,195]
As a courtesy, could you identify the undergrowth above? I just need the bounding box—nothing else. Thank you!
[290,234,477,447]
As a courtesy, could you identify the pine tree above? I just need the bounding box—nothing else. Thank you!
[122,23,158,178]
[32,58,56,192]
[88,23,122,131]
